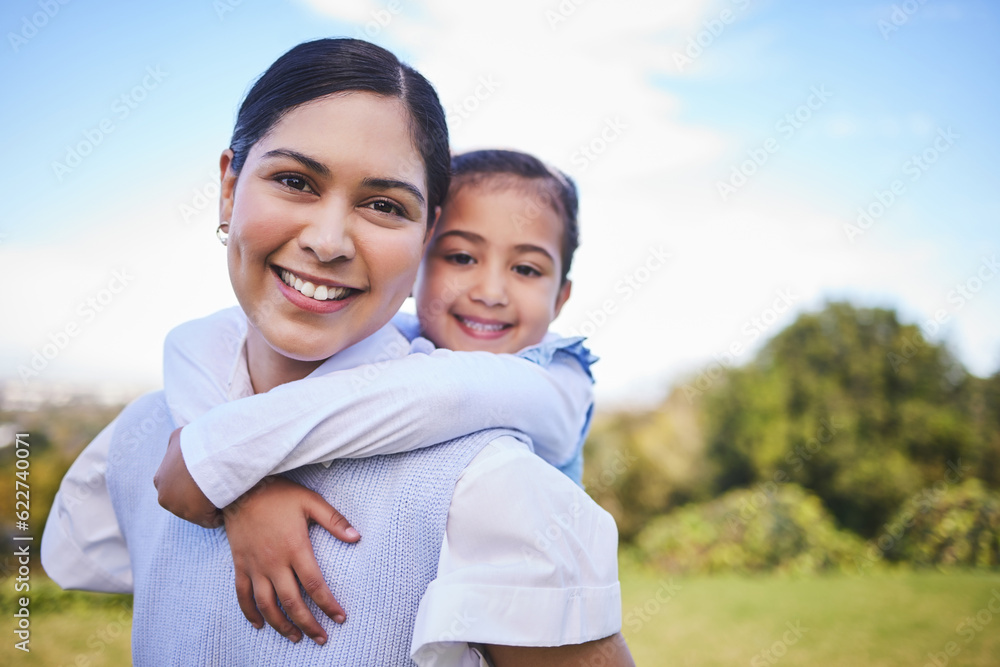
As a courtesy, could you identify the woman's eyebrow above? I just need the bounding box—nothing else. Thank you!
[259,149,425,205]
[259,148,330,177]
[362,177,426,206]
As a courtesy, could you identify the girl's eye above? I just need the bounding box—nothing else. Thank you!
[445,252,475,266]
[277,175,314,193]
[514,265,542,277]
[366,199,405,216]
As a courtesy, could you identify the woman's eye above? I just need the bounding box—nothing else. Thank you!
[277,175,313,193]
[445,253,475,265]
[514,265,541,277]
[367,199,404,216]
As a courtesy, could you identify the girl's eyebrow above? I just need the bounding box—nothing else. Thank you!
[437,230,485,244]
[437,231,556,263]
[514,243,555,263]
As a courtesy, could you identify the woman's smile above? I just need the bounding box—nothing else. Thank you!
[276,266,360,300]
[273,266,362,314]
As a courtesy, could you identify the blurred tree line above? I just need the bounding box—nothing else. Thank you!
[584,302,1000,573]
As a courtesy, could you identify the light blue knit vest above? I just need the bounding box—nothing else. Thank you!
[106,391,510,666]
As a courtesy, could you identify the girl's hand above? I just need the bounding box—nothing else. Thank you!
[154,427,222,528]
[222,476,361,645]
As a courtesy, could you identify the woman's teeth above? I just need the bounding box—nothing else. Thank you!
[458,316,507,332]
[280,269,352,301]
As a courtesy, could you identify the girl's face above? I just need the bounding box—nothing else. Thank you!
[220,92,429,381]
[414,183,572,354]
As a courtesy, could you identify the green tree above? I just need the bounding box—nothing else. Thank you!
[701,302,987,537]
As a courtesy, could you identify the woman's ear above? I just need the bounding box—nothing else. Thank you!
[219,149,237,226]
[554,279,572,319]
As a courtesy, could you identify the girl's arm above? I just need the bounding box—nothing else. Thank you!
[485,635,635,667]
[165,320,595,510]
[162,306,246,427]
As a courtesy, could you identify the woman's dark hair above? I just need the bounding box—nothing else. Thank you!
[451,149,579,285]
[229,38,450,223]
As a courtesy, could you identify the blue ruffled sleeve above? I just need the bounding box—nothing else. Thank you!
[518,335,599,382]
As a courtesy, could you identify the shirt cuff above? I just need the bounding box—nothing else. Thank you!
[41,504,133,594]
[411,580,621,663]
[184,451,246,509]
[178,427,228,508]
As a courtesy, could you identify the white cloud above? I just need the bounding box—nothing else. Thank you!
[298,0,391,24]
[1,195,234,389]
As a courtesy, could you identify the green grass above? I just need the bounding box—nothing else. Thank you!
[4,567,1000,665]
[1,576,133,666]
[620,560,1000,666]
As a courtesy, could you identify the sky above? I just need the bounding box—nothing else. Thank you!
[1,0,998,406]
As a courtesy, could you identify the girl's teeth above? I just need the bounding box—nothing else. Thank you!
[462,317,504,332]
[279,269,351,302]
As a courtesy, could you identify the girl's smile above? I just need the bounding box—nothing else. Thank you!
[452,313,514,340]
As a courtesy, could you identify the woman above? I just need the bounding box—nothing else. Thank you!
[42,38,633,666]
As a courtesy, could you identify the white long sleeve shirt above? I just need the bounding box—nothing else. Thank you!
[165,308,596,507]
[42,313,621,666]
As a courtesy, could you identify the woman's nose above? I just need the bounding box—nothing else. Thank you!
[297,206,356,263]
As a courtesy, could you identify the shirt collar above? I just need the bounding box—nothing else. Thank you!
[227,319,410,400]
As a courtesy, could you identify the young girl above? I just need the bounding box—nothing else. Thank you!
[43,39,633,666]
[154,149,597,644]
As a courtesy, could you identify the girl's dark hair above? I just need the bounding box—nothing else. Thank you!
[451,149,579,285]
[229,38,450,223]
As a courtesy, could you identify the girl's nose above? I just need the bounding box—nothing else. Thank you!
[469,267,508,307]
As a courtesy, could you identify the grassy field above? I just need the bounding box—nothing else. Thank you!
[3,565,999,666]
[1,576,133,667]
[621,562,1000,666]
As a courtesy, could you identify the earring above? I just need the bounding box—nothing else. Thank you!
[216,223,229,246]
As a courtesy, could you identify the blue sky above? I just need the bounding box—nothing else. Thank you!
[1,0,998,403]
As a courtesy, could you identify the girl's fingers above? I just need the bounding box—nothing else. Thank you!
[252,576,303,644]
[293,553,346,625]
[235,570,264,629]
[304,492,360,544]
[272,570,328,645]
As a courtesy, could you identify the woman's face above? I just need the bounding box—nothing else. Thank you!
[219,92,429,368]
